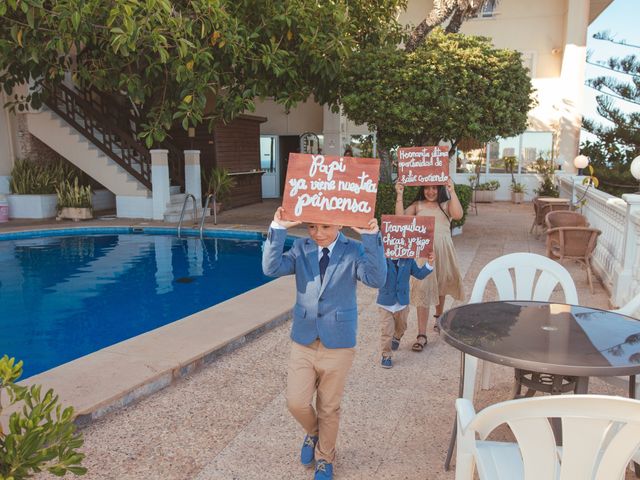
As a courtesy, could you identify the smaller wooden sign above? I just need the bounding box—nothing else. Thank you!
[381,215,435,259]
[281,153,380,228]
[397,146,449,185]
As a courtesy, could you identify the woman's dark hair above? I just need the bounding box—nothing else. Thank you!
[413,185,450,205]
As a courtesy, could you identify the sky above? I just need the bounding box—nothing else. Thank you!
[581,0,639,143]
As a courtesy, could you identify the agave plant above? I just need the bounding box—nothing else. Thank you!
[56,177,93,209]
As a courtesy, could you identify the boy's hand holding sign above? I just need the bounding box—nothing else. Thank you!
[281,153,380,228]
[381,215,435,259]
[397,146,449,186]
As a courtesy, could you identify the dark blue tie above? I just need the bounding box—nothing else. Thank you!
[319,248,330,283]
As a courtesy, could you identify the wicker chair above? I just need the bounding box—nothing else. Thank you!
[546,226,602,292]
[544,210,588,229]
[530,199,571,236]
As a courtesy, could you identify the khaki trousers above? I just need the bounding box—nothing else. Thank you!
[379,306,409,357]
[286,340,356,463]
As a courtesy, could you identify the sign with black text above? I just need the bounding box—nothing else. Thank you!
[397,146,449,185]
[381,215,435,259]
[281,153,380,228]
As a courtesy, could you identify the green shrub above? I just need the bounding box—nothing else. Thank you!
[9,160,81,195]
[0,355,86,479]
[375,183,472,230]
[56,177,93,209]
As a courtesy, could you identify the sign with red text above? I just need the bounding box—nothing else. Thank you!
[381,215,435,259]
[281,153,380,228]
[397,146,449,185]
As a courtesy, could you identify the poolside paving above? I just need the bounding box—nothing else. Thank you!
[26,201,634,479]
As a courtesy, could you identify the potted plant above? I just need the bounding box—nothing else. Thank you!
[470,177,500,203]
[7,159,63,218]
[56,177,93,221]
[0,355,86,479]
[203,167,236,213]
[532,157,559,198]
[510,182,526,203]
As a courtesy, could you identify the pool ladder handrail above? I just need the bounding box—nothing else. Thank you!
[199,193,217,238]
[177,193,197,238]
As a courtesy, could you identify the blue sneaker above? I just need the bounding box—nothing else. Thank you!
[391,336,400,351]
[314,460,333,480]
[381,356,393,369]
[300,434,318,467]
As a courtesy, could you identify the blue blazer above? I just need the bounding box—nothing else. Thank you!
[262,228,387,348]
[376,258,432,307]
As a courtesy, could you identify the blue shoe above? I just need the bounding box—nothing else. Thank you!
[381,355,393,369]
[314,460,333,480]
[300,434,318,467]
[391,336,400,351]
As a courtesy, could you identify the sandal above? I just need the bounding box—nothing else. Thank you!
[412,334,428,352]
[433,315,441,333]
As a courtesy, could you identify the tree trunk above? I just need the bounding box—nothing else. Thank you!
[405,2,456,52]
[445,8,466,33]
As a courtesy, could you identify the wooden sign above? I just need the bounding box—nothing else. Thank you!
[397,146,449,185]
[381,215,435,259]
[281,153,380,228]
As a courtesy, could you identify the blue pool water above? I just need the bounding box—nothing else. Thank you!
[0,229,281,379]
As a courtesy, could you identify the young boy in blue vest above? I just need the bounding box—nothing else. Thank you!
[262,207,386,480]
[377,252,434,368]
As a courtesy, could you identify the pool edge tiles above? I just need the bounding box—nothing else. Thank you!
[9,275,295,427]
[0,225,268,241]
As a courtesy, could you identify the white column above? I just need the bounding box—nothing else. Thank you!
[184,150,202,204]
[557,0,589,173]
[151,149,170,220]
[613,194,640,306]
[322,104,341,156]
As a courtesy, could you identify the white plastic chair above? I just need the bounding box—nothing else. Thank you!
[455,394,640,480]
[445,253,579,471]
[467,252,579,393]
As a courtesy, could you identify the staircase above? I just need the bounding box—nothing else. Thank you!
[163,193,210,223]
[24,82,188,218]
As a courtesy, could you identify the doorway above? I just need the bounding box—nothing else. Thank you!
[278,135,301,197]
[260,135,279,198]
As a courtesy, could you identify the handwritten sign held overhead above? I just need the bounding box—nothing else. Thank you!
[381,215,435,259]
[281,153,380,228]
[397,146,449,185]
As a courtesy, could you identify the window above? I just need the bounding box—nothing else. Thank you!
[470,0,497,18]
[521,132,554,173]
[488,137,520,173]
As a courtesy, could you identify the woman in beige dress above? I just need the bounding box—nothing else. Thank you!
[395,179,464,351]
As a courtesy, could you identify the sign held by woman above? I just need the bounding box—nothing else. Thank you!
[281,153,380,227]
[397,146,449,186]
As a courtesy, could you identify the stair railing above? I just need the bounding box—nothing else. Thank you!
[44,83,152,189]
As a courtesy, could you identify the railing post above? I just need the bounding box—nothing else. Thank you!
[184,150,202,205]
[613,194,640,307]
[151,149,170,220]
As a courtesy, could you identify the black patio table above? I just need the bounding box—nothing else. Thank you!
[439,300,640,470]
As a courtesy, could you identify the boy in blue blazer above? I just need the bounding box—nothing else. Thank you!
[377,254,434,368]
[262,207,386,480]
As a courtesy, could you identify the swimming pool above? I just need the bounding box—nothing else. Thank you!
[0,228,284,379]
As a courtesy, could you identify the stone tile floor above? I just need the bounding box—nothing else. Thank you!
[28,201,634,479]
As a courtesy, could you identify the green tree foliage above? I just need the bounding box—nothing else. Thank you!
[341,29,533,162]
[581,31,639,197]
[0,0,405,146]
[0,355,86,479]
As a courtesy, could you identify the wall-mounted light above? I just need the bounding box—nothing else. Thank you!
[573,154,589,175]
[188,127,195,138]
[630,155,640,193]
